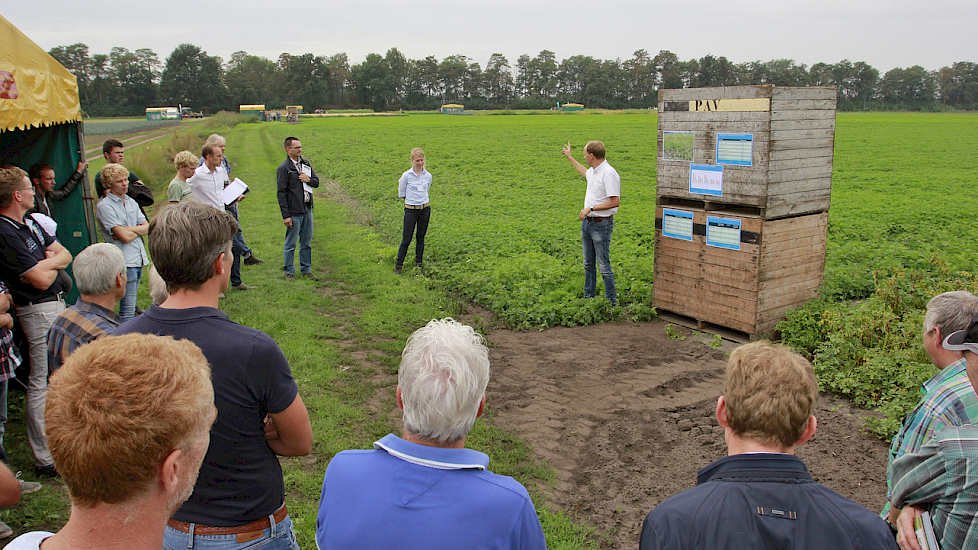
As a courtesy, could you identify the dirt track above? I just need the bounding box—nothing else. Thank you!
[478,315,889,548]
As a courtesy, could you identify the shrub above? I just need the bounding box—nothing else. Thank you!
[779,258,978,438]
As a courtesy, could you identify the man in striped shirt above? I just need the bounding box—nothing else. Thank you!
[883,291,978,522]
[46,244,125,372]
[891,312,978,550]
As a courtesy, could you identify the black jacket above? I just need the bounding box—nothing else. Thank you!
[640,454,898,550]
[277,156,320,218]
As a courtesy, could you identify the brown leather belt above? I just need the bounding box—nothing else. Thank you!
[587,216,613,222]
[167,504,287,538]
[405,203,430,209]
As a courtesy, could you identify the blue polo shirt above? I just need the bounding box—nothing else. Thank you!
[316,434,547,550]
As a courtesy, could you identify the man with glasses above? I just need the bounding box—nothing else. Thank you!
[276,137,319,281]
[0,166,72,478]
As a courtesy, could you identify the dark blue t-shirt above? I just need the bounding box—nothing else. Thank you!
[116,304,298,526]
[0,214,66,306]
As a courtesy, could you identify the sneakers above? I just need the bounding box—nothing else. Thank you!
[284,273,295,281]
[232,283,257,291]
[0,519,11,539]
[243,255,264,265]
[19,480,41,494]
[301,273,319,281]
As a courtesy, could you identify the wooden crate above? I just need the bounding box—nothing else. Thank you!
[657,85,836,219]
[652,206,827,337]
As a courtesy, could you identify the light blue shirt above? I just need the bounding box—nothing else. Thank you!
[398,167,432,206]
[316,434,547,550]
[96,193,148,268]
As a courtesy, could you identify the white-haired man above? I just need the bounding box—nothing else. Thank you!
[315,318,547,550]
[46,243,126,372]
[883,291,978,523]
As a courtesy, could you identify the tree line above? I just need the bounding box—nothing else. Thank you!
[48,43,978,116]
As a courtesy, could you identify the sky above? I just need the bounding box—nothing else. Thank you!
[4,1,975,73]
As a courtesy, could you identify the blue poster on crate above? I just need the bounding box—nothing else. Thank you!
[716,133,753,166]
[662,208,694,241]
[706,216,741,250]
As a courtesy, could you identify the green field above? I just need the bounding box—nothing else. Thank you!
[6,111,977,546]
[263,111,978,327]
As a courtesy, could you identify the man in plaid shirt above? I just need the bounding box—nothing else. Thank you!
[890,312,978,550]
[883,291,978,522]
[46,243,125,372]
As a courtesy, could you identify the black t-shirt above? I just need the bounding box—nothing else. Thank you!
[115,304,299,526]
[0,214,66,305]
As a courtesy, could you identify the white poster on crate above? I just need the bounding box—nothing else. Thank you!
[689,164,723,196]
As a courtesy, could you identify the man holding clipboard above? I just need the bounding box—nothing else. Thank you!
[189,144,255,291]
[276,137,320,281]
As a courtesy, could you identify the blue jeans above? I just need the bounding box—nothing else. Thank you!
[283,209,313,275]
[396,206,430,267]
[163,514,299,550]
[120,266,142,322]
[582,217,616,304]
[227,204,253,259]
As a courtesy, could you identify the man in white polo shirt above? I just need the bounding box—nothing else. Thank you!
[561,140,620,305]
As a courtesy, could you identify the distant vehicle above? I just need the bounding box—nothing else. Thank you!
[181,107,203,118]
[146,107,181,120]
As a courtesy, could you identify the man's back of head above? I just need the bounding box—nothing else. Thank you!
[398,318,490,447]
[723,341,818,451]
[640,341,897,550]
[316,318,547,550]
[148,202,238,292]
[924,291,978,368]
[72,243,125,298]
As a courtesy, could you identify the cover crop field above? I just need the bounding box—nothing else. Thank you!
[271,110,978,437]
[276,111,978,328]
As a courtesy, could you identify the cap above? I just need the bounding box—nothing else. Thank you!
[943,312,978,354]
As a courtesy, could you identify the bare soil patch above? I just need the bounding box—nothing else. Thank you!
[482,317,889,549]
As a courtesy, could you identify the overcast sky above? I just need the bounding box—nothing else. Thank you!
[5,1,974,73]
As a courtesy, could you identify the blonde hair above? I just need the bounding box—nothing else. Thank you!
[410,147,425,167]
[174,150,198,169]
[99,163,129,188]
[724,341,818,449]
[0,166,28,209]
[47,334,214,507]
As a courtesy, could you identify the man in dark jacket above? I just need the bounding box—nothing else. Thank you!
[639,341,898,550]
[276,137,319,281]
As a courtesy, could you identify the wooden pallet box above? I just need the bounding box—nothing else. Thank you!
[657,85,837,219]
[652,206,827,337]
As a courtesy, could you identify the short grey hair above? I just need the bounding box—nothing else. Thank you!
[204,134,226,146]
[925,291,978,336]
[398,318,490,446]
[148,202,238,292]
[73,243,125,296]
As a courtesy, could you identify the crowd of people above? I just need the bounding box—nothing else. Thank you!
[0,135,974,550]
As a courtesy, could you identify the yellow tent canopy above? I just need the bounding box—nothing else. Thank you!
[0,14,82,132]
